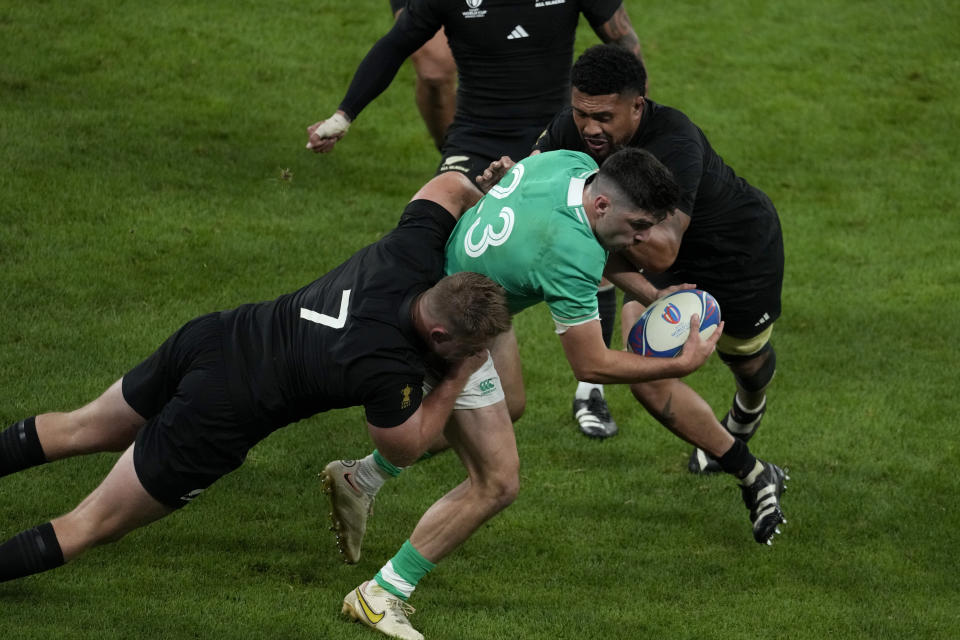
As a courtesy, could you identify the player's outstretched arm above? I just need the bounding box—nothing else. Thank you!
[558,316,720,384]
[306,17,436,153]
[366,351,488,467]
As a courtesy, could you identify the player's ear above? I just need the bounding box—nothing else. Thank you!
[593,193,612,217]
[429,326,453,346]
[632,95,645,116]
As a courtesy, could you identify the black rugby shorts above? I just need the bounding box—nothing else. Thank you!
[122,313,270,508]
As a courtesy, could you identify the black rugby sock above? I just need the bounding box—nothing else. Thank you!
[0,417,48,478]
[717,438,757,480]
[0,522,65,582]
[597,286,617,348]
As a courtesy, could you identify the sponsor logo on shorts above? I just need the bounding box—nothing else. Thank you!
[180,488,205,502]
[535,0,565,6]
[754,312,771,327]
[478,378,497,395]
[400,384,413,409]
[440,155,471,175]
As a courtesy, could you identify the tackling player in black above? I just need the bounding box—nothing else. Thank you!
[0,172,511,583]
[476,43,788,542]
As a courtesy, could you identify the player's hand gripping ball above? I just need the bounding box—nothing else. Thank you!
[628,289,721,357]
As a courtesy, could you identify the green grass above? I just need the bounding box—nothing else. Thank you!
[2,0,959,638]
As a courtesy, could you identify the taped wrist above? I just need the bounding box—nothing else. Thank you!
[313,112,351,139]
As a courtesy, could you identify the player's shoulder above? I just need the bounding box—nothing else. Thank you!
[645,100,700,137]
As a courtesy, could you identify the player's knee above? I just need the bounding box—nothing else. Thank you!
[478,460,520,513]
[721,343,776,393]
[416,65,456,88]
[411,50,456,87]
[488,471,520,512]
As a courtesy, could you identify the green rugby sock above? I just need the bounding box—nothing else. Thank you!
[375,539,436,600]
[372,449,404,477]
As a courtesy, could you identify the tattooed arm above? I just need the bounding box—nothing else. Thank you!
[592,4,648,93]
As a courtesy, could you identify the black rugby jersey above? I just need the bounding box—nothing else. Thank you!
[535,100,782,283]
[219,200,455,429]
[341,0,621,130]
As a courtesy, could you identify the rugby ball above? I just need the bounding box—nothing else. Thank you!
[627,289,721,357]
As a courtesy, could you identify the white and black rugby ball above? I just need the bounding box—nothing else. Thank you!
[627,289,721,358]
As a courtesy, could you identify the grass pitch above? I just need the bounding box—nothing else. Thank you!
[2,1,959,638]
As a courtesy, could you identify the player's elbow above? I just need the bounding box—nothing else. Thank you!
[568,359,608,384]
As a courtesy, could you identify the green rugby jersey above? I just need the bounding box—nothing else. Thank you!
[445,150,606,328]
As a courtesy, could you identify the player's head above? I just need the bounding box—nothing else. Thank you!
[421,272,511,360]
[588,148,679,251]
[569,45,647,161]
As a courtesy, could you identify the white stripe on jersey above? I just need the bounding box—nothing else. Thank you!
[567,176,585,206]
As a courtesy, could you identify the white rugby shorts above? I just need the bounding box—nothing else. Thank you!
[422,352,505,410]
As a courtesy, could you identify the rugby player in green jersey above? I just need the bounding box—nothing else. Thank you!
[327,148,723,639]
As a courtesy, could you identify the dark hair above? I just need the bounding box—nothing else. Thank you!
[596,148,679,222]
[571,44,646,97]
[429,272,512,350]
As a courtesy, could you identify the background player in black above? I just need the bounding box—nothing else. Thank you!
[387,0,457,150]
[307,0,642,180]
[0,171,511,583]
[307,0,645,437]
[532,45,787,501]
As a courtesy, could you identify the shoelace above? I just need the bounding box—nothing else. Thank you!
[587,396,612,421]
[385,596,417,620]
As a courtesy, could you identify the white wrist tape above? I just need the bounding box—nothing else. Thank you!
[313,112,351,138]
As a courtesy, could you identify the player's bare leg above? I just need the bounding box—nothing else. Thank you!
[0,444,173,581]
[323,328,524,564]
[394,8,456,150]
[630,377,736,455]
[342,399,518,639]
[37,378,146,460]
[52,444,174,560]
[1,378,144,479]
[621,300,787,544]
[342,340,522,638]
[410,400,519,559]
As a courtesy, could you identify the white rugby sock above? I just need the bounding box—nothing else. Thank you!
[575,381,603,400]
[353,454,392,497]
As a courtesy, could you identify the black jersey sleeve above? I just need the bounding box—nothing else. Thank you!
[338,8,441,120]
[397,198,457,240]
[360,370,425,428]
[580,0,625,31]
